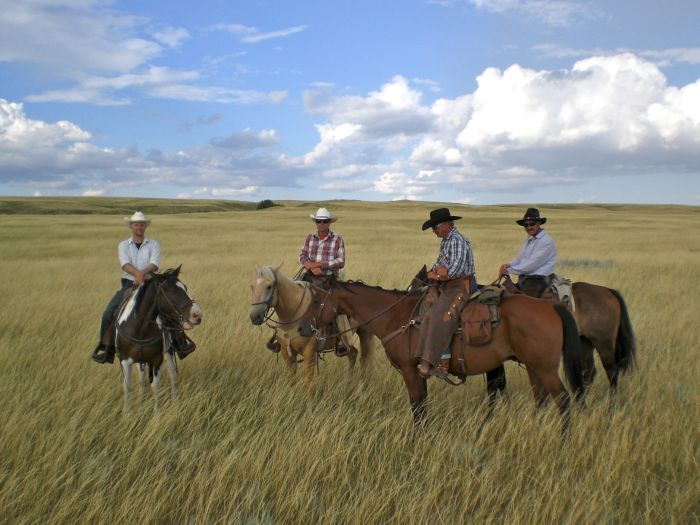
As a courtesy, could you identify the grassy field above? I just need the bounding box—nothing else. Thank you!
[0,199,698,524]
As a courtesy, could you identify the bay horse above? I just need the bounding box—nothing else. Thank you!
[302,279,585,431]
[411,267,636,402]
[410,266,636,410]
[115,266,202,411]
[249,266,374,394]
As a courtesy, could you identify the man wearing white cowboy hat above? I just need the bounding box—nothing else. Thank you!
[498,207,557,297]
[91,211,161,364]
[299,207,352,356]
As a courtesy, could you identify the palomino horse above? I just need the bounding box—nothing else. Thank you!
[302,279,585,431]
[115,267,202,411]
[249,266,374,394]
[410,267,636,407]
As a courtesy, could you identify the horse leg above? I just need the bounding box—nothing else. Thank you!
[580,337,597,394]
[164,351,178,396]
[345,343,358,385]
[485,365,507,419]
[281,344,297,386]
[138,363,148,399]
[302,342,317,397]
[537,371,572,435]
[151,364,162,413]
[357,327,374,373]
[121,357,134,415]
[526,368,549,409]
[400,365,428,431]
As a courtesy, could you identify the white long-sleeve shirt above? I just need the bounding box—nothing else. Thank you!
[118,237,160,281]
[508,229,556,276]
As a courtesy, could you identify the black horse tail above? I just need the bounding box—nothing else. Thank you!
[554,303,586,403]
[607,288,637,373]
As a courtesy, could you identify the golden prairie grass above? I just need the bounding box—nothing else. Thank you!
[0,201,698,524]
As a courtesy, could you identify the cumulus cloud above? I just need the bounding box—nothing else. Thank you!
[0,98,306,195]
[299,54,700,199]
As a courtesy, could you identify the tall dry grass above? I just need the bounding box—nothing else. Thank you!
[0,202,698,524]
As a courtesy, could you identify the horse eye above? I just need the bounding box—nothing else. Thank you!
[267,285,272,290]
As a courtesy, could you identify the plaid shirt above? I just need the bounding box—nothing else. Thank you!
[299,231,345,276]
[433,226,475,279]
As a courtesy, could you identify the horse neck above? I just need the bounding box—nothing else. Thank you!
[333,284,419,338]
[274,272,310,322]
[133,280,159,324]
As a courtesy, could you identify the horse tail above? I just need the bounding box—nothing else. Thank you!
[553,303,585,402]
[607,288,637,373]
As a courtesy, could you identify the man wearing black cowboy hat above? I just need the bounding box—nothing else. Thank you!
[416,208,476,379]
[498,207,557,297]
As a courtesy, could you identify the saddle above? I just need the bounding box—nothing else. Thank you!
[504,274,575,311]
[458,285,503,346]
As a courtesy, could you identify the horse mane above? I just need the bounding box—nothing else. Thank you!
[336,279,422,296]
[158,267,181,279]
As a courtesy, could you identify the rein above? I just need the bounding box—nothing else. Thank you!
[309,283,425,341]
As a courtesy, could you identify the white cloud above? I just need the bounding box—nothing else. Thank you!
[82,188,105,196]
[152,27,190,48]
[211,23,308,43]
[0,98,306,194]
[211,186,259,196]
[299,54,700,199]
[534,44,700,67]
[468,0,604,26]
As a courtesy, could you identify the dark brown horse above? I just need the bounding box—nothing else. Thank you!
[115,267,202,411]
[410,266,636,409]
[302,279,585,430]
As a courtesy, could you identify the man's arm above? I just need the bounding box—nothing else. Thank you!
[323,237,345,271]
[508,236,556,275]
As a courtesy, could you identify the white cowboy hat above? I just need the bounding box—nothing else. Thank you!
[309,207,337,223]
[124,211,151,225]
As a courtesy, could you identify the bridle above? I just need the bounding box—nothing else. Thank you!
[250,271,310,326]
[117,277,195,347]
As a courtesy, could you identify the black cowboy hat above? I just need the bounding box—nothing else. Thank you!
[515,207,547,226]
[422,207,462,231]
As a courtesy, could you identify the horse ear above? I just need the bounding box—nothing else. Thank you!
[175,264,182,276]
[273,262,283,273]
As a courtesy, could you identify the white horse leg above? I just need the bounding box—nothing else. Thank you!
[121,358,134,415]
[138,363,148,399]
[151,365,162,413]
[164,351,178,397]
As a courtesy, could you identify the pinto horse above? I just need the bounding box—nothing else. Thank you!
[115,267,202,411]
[410,266,636,407]
[302,279,585,431]
[249,266,374,393]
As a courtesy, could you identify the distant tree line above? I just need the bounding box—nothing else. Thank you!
[256,199,279,209]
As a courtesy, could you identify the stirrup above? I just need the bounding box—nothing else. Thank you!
[91,345,115,364]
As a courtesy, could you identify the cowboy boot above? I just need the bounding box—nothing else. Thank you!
[173,332,196,359]
[91,326,116,364]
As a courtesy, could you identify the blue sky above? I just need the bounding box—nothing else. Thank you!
[1,0,699,204]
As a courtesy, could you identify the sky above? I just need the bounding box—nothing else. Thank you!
[1,0,700,205]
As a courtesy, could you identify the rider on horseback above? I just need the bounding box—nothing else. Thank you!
[91,211,195,364]
[298,207,353,357]
[498,207,557,297]
[416,208,477,379]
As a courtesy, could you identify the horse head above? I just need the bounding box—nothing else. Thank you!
[407,264,429,292]
[249,265,280,325]
[154,266,202,330]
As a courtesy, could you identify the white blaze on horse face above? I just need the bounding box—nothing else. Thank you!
[176,280,202,328]
[118,285,143,325]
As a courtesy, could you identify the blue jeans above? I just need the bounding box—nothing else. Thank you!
[99,279,134,341]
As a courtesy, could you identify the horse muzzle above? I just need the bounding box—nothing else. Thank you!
[184,303,203,330]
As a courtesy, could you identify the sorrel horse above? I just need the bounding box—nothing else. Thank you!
[302,279,585,431]
[249,266,374,393]
[410,266,636,406]
[115,267,202,411]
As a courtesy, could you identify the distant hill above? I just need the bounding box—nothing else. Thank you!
[0,196,261,215]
